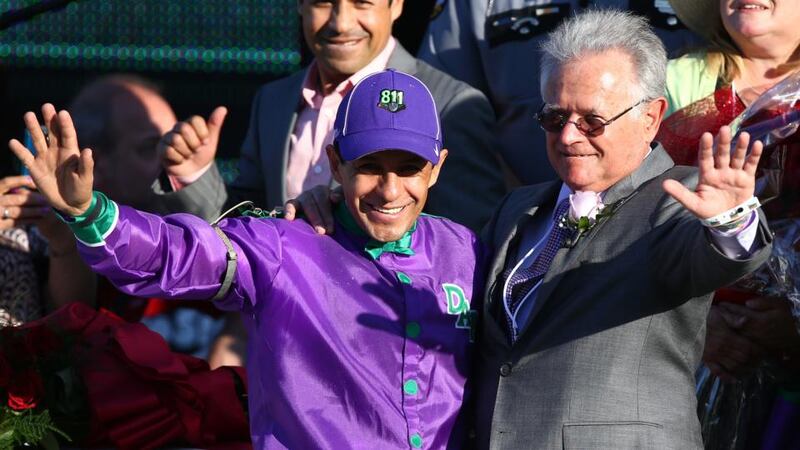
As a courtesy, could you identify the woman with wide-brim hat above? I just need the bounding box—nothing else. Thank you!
[657,2,800,449]
[665,0,800,114]
[660,0,800,221]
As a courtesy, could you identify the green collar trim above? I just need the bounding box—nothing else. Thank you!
[334,203,417,260]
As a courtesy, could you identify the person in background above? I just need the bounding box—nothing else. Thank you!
[659,1,800,447]
[68,75,174,213]
[660,0,800,378]
[68,75,234,362]
[0,73,176,326]
[0,174,95,325]
[419,0,700,186]
[66,76,168,322]
[155,0,507,233]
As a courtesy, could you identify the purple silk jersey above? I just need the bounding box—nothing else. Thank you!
[78,205,488,449]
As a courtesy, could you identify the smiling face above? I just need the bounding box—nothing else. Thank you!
[542,49,665,193]
[328,147,447,242]
[300,0,404,87]
[721,0,800,49]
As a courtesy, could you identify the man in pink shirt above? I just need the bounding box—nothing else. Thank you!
[154,0,506,233]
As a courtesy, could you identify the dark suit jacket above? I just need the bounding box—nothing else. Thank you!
[155,43,506,231]
[474,146,772,449]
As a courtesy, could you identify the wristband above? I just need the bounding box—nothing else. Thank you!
[54,192,119,246]
[53,193,98,224]
[700,196,761,228]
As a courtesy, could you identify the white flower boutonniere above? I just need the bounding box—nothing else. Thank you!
[559,191,615,247]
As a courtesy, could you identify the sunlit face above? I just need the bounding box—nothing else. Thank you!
[328,147,447,242]
[299,0,403,86]
[720,0,800,49]
[542,49,664,193]
[94,85,176,208]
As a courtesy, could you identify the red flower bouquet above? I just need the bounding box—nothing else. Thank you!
[0,302,251,450]
[676,71,800,450]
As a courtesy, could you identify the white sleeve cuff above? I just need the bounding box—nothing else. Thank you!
[706,211,760,259]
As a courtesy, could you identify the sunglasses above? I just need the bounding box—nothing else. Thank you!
[535,99,646,137]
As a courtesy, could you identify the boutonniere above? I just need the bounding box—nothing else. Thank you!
[558,191,617,247]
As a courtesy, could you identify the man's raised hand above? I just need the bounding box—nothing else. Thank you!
[663,126,762,219]
[159,106,227,178]
[8,104,94,216]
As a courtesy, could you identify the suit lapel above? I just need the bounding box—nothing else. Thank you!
[483,210,534,347]
[264,72,304,208]
[483,182,560,345]
[518,208,609,336]
[603,144,675,205]
[514,145,676,341]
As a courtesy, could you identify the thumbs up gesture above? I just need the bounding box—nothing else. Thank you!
[158,106,227,178]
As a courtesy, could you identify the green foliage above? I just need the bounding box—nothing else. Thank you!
[562,199,625,248]
[0,408,71,450]
[576,216,591,231]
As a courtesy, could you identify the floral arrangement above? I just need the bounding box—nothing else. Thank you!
[0,322,74,449]
[0,302,251,450]
[559,191,618,246]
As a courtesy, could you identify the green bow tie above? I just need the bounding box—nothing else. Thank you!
[334,203,416,260]
[364,234,415,260]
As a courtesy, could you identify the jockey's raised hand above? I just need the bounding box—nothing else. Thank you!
[8,103,94,216]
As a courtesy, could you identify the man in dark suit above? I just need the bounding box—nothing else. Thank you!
[475,10,772,449]
[154,0,506,233]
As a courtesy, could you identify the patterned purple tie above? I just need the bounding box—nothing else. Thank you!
[505,198,571,319]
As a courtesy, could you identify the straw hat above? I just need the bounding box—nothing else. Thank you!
[668,0,723,41]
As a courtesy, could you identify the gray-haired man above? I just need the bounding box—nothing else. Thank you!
[420,0,699,186]
[474,10,770,449]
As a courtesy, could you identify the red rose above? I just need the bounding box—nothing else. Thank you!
[7,369,44,411]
